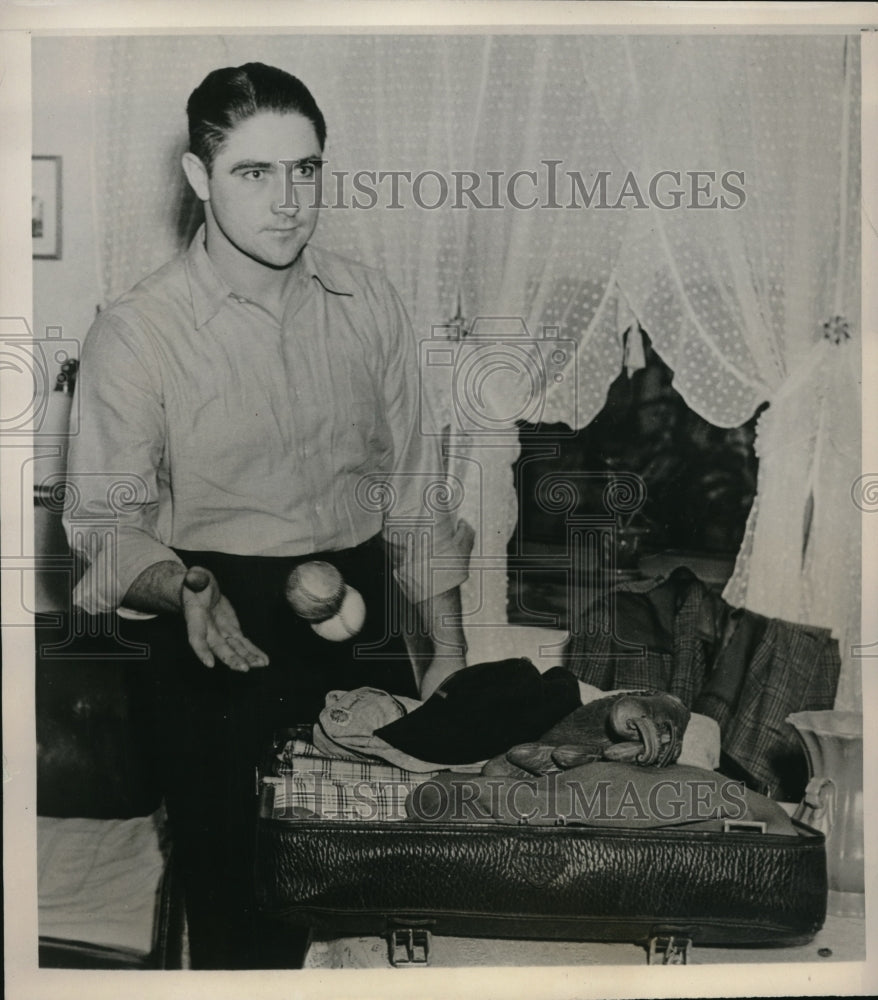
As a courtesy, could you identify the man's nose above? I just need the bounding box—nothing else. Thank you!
[273,171,299,214]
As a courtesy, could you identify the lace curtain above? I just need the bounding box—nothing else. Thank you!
[82,34,860,707]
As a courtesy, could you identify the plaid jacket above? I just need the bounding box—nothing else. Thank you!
[562,568,840,798]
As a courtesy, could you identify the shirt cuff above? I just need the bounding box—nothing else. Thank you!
[390,517,473,604]
[72,535,185,616]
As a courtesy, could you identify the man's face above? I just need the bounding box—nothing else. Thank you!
[196,110,323,270]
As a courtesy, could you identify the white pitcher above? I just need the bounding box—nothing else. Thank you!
[786,710,864,917]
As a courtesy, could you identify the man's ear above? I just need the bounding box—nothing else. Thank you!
[182,151,210,202]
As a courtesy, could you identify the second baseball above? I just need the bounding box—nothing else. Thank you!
[311,585,367,641]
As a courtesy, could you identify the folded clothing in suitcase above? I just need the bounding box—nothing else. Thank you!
[254,744,827,952]
[264,737,438,822]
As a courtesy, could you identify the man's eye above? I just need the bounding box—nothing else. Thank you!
[294,162,320,179]
[243,169,265,180]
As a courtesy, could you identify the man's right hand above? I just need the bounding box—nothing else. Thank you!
[123,560,269,672]
[180,566,270,672]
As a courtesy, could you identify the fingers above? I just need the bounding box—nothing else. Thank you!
[506,743,559,776]
[184,600,217,669]
[212,598,269,670]
[212,629,269,672]
[208,631,256,673]
[658,723,682,766]
[181,569,269,672]
[189,624,268,673]
[602,741,646,763]
[232,633,270,668]
[181,566,220,668]
[551,744,604,769]
[632,716,659,765]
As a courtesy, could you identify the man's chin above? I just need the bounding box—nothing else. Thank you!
[246,245,307,271]
[259,255,302,271]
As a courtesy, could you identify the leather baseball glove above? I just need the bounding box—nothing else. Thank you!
[497,690,691,776]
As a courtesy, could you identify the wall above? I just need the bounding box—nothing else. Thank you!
[32,37,102,611]
[33,37,101,356]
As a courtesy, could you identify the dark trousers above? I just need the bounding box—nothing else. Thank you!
[142,536,416,968]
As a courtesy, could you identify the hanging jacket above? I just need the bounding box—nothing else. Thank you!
[562,567,840,798]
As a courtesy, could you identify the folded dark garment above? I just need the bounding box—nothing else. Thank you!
[374,659,581,766]
[406,761,796,834]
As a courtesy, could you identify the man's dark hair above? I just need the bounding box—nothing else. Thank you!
[187,62,327,171]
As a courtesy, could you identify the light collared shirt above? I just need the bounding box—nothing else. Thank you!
[65,226,466,613]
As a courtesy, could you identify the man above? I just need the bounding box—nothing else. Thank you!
[65,63,469,967]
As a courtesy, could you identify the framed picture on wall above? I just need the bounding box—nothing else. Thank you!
[32,155,62,259]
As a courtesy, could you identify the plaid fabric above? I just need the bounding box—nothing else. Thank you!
[264,774,422,822]
[563,570,840,798]
[275,738,440,783]
[267,739,440,821]
[562,569,715,702]
[709,618,839,796]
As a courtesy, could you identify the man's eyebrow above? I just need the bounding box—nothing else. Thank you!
[283,156,325,167]
[229,159,275,172]
[229,156,324,172]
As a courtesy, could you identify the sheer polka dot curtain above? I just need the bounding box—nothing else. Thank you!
[89,34,860,706]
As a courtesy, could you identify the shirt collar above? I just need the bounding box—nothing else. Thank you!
[298,243,355,298]
[186,224,353,329]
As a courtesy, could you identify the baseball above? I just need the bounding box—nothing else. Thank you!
[311,585,367,641]
[284,560,345,622]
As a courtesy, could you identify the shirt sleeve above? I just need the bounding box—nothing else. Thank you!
[64,310,184,614]
[377,279,470,604]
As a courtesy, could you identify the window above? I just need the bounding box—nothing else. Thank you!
[509,333,763,627]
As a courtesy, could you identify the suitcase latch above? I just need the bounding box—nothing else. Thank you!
[387,927,432,967]
[722,819,767,834]
[647,934,691,965]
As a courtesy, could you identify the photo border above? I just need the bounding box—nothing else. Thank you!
[2,4,876,1000]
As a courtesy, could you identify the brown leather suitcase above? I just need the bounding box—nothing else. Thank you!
[253,771,827,965]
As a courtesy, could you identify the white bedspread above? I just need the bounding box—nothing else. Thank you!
[38,813,165,956]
